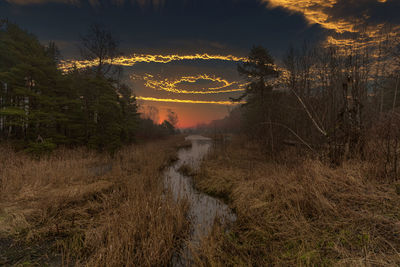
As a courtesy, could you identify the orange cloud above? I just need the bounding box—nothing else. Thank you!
[263,0,400,74]
[264,0,358,34]
[263,0,396,38]
[133,74,246,94]
[136,96,242,105]
[59,53,247,72]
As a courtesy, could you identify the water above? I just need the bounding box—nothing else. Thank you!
[164,135,236,266]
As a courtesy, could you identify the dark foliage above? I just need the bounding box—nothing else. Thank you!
[0,22,143,154]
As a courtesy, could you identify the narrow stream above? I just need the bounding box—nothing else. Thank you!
[164,135,236,266]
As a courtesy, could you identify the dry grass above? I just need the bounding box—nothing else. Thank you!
[193,138,400,266]
[0,136,190,266]
[176,139,193,150]
[178,164,196,177]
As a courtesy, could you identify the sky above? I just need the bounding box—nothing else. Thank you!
[1,0,400,127]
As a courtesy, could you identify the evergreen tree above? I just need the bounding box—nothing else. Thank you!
[0,22,63,144]
[235,46,280,148]
[118,84,138,144]
[0,22,141,154]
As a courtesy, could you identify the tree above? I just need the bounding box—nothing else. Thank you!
[0,22,65,143]
[161,120,175,135]
[79,24,119,76]
[235,46,281,152]
[166,109,178,128]
[118,84,138,143]
[142,106,159,124]
[280,34,376,164]
[0,22,139,154]
[235,45,279,103]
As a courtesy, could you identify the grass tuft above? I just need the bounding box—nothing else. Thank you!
[0,136,190,266]
[193,138,400,266]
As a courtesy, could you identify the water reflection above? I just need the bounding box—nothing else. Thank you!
[164,135,236,266]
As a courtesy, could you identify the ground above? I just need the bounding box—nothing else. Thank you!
[193,137,400,266]
[2,135,399,266]
[0,136,189,266]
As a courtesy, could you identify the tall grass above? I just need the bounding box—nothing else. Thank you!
[193,138,400,266]
[0,137,189,266]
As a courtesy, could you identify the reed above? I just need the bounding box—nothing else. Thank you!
[193,138,400,266]
[0,136,190,266]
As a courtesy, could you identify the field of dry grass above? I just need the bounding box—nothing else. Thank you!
[193,138,400,266]
[0,136,189,266]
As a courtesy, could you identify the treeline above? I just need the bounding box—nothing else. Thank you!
[138,107,179,139]
[0,21,176,154]
[218,33,400,179]
[193,107,241,135]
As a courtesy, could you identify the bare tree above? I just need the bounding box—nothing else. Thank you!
[281,32,373,164]
[142,106,160,124]
[80,23,119,76]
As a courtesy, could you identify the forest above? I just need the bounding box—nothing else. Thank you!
[191,27,400,266]
[0,21,178,155]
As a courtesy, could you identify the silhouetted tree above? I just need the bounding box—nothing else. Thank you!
[79,23,119,76]
[166,109,178,128]
[235,46,282,152]
[0,22,141,154]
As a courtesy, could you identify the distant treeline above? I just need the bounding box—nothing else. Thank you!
[0,22,177,154]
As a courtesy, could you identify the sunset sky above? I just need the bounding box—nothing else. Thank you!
[1,0,399,127]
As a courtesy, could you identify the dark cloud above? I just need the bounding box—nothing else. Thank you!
[329,0,400,24]
[263,0,400,35]
[3,0,399,126]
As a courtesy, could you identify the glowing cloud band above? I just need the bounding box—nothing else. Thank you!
[264,0,357,34]
[133,74,247,94]
[263,0,400,74]
[136,96,242,105]
[59,53,247,72]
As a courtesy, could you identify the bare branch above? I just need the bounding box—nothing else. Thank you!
[259,121,315,153]
[290,88,328,137]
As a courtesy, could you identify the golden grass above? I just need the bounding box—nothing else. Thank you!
[193,138,400,266]
[0,137,190,266]
[178,164,196,177]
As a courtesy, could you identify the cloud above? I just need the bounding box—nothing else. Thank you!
[263,0,400,35]
[263,0,400,56]
[59,53,247,72]
[264,0,351,33]
[133,74,246,94]
[5,0,168,7]
[6,0,78,4]
[132,0,166,9]
[136,96,242,105]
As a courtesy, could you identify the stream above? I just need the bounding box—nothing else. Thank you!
[164,135,236,266]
